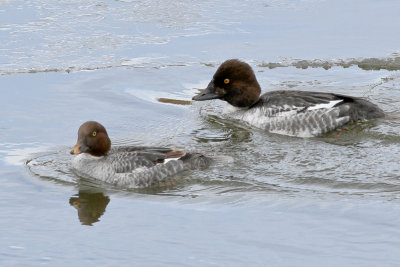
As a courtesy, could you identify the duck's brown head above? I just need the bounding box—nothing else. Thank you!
[70,121,111,157]
[192,59,261,107]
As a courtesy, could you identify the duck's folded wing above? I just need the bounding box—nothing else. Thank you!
[258,90,384,120]
[108,160,186,188]
[257,90,344,110]
[112,146,185,159]
[108,147,187,173]
[107,152,160,173]
[111,146,174,154]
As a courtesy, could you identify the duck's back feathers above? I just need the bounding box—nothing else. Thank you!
[256,90,384,121]
[111,146,175,154]
[107,147,187,173]
[257,90,341,108]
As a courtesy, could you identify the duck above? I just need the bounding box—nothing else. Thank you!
[70,121,211,188]
[192,59,385,137]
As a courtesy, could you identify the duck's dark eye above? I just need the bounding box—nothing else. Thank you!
[224,78,230,84]
[92,131,97,137]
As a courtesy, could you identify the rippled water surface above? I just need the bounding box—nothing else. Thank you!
[1,0,400,266]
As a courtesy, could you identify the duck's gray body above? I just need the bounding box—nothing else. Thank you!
[72,146,211,188]
[224,90,384,137]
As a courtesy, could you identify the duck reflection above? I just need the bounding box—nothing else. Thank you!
[69,189,110,226]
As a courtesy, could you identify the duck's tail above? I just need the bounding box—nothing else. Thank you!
[179,152,213,170]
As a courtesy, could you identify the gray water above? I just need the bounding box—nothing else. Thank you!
[1,0,400,266]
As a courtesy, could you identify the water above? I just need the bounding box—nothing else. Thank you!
[1,0,400,266]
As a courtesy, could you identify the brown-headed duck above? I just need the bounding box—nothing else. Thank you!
[193,59,384,137]
[71,121,211,188]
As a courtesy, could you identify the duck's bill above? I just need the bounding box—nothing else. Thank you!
[70,141,89,155]
[192,81,221,101]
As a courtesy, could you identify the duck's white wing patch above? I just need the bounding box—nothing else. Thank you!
[163,158,178,164]
[307,100,343,111]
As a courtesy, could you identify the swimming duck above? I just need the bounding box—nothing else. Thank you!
[192,59,385,137]
[71,121,211,188]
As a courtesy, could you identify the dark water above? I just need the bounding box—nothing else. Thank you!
[1,0,400,266]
